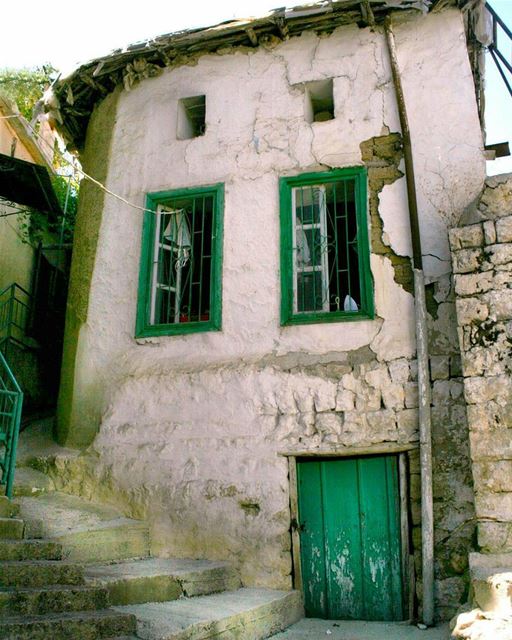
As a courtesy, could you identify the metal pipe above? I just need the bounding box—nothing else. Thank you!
[384,17,434,626]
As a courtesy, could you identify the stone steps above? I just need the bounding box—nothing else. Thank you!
[0,608,137,639]
[84,557,241,605]
[0,560,84,587]
[17,491,150,563]
[115,588,303,640]
[0,517,24,540]
[12,467,55,497]
[0,583,109,615]
[0,539,62,561]
[0,498,19,518]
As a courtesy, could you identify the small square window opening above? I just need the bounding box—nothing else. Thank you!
[177,95,206,140]
[305,79,334,123]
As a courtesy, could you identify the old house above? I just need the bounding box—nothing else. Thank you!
[6,0,507,636]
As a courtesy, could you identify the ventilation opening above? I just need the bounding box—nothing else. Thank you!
[177,95,206,140]
[305,79,334,123]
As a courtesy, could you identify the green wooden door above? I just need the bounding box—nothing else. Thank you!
[297,455,404,621]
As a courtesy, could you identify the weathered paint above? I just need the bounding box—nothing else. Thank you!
[297,456,403,621]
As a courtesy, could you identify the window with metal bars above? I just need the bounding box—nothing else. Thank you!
[136,184,224,337]
[280,168,373,325]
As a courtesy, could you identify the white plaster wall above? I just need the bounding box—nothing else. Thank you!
[69,8,485,587]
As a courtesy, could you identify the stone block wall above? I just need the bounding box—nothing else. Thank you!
[450,173,512,553]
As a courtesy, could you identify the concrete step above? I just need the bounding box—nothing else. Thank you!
[17,492,150,563]
[12,467,55,497]
[84,557,240,606]
[0,583,109,615]
[0,498,19,518]
[0,517,24,540]
[269,619,451,639]
[0,560,84,587]
[0,608,136,639]
[115,588,303,640]
[0,539,62,561]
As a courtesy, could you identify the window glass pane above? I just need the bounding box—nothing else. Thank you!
[151,194,214,326]
[292,177,362,315]
[297,271,324,312]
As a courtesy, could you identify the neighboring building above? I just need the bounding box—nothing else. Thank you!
[0,93,56,294]
[0,94,67,407]
[47,0,507,625]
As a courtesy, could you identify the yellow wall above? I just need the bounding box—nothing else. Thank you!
[0,117,44,293]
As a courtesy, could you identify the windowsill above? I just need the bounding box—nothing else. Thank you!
[135,320,221,339]
[281,310,374,326]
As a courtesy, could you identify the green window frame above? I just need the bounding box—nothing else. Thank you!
[280,167,373,325]
[135,184,224,338]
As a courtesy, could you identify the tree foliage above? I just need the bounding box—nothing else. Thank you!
[0,65,57,120]
[0,65,79,244]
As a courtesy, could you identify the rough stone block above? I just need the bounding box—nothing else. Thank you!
[455,298,489,326]
[454,271,495,296]
[388,358,410,384]
[477,522,512,553]
[495,216,512,243]
[464,375,511,405]
[355,388,381,412]
[483,220,497,245]
[449,225,484,250]
[484,289,512,321]
[485,243,512,267]
[430,355,450,381]
[365,365,391,390]
[452,248,487,274]
[480,176,512,218]
[381,383,405,410]
[467,402,512,432]
[473,461,512,493]
[461,346,503,378]
[334,388,355,412]
[397,408,419,441]
[404,382,419,408]
[315,412,342,435]
[366,409,396,433]
[470,428,512,461]
[434,576,467,621]
[474,491,512,521]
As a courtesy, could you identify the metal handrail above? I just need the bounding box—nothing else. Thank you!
[0,349,23,498]
[0,283,32,347]
[486,2,512,98]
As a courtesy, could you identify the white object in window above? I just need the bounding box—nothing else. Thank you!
[292,185,329,313]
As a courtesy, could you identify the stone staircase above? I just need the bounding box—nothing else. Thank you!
[0,464,303,639]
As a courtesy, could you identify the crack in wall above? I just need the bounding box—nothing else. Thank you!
[360,132,414,295]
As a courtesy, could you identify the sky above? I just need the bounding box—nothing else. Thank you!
[1,0,511,174]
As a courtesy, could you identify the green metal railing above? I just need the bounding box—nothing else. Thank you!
[0,350,23,499]
[0,283,32,347]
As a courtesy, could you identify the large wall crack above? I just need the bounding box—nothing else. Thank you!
[360,132,414,295]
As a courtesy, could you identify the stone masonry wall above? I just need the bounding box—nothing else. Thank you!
[450,173,512,554]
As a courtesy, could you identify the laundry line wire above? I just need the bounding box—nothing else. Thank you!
[1,111,156,215]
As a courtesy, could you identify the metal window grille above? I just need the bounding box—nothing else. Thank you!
[291,178,360,314]
[150,194,214,326]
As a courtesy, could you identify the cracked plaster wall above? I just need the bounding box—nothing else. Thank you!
[58,8,485,618]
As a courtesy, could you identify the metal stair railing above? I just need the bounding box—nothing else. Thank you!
[0,350,23,499]
[0,283,32,348]
[486,2,512,99]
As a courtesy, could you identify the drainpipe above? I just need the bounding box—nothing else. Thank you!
[384,17,434,627]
